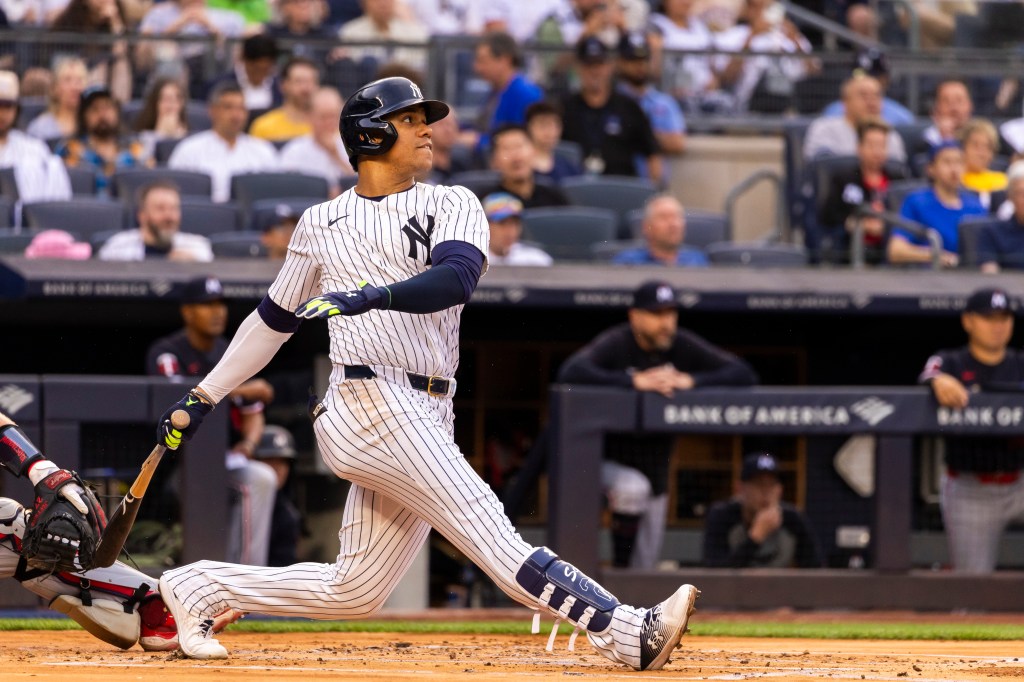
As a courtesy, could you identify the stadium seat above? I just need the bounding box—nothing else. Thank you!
[561,175,657,238]
[89,228,119,253]
[23,199,126,239]
[185,101,213,132]
[958,215,998,268]
[112,169,213,205]
[153,138,183,166]
[67,166,98,196]
[449,170,501,197]
[230,172,330,209]
[209,231,267,258]
[706,241,809,267]
[886,180,929,213]
[250,197,319,232]
[0,169,17,202]
[590,239,645,261]
[0,196,11,228]
[180,199,242,235]
[0,228,33,253]
[554,141,583,169]
[520,206,617,261]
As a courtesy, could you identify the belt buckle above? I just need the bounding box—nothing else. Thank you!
[426,375,447,397]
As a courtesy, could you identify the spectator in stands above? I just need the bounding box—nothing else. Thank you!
[525,101,581,183]
[279,87,353,196]
[616,31,687,180]
[558,280,758,569]
[168,82,279,202]
[252,424,303,567]
[249,57,320,143]
[612,194,708,266]
[57,85,146,195]
[818,118,908,264]
[147,275,277,566]
[338,0,429,73]
[889,141,986,267]
[536,0,639,47]
[418,105,470,185]
[24,229,91,259]
[264,0,335,61]
[471,32,543,149]
[26,56,87,141]
[703,452,824,568]
[98,180,214,261]
[714,0,814,113]
[924,79,973,147]
[139,0,246,62]
[480,124,569,208]
[207,0,269,26]
[132,77,190,164]
[482,192,553,266]
[0,71,72,202]
[50,0,133,102]
[647,0,720,110]
[0,0,69,25]
[820,49,915,126]
[919,287,1024,573]
[403,0,483,35]
[478,0,559,43]
[804,73,906,162]
[226,34,282,113]
[959,118,1007,211]
[260,203,301,259]
[898,0,976,50]
[560,36,661,183]
[978,164,1024,273]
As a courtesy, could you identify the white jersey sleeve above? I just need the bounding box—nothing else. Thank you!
[433,185,489,270]
[266,210,323,310]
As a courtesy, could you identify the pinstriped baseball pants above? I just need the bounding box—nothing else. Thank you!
[162,377,541,617]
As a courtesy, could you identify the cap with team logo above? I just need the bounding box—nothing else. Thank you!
[180,276,225,304]
[618,31,651,61]
[964,287,1012,315]
[576,35,611,64]
[253,425,297,460]
[631,280,677,311]
[0,71,19,104]
[741,452,780,481]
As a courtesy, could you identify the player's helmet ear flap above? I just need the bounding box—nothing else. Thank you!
[339,77,450,170]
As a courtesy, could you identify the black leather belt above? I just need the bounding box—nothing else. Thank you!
[344,365,452,397]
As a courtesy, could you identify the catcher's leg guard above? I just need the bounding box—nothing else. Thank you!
[515,547,620,651]
[50,594,140,650]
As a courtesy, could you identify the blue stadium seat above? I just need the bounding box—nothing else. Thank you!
[112,168,213,205]
[67,166,98,196]
[180,199,242,235]
[209,231,267,258]
[0,228,34,253]
[561,175,657,239]
[22,199,126,239]
[958,215,999,268]
[706,241,809,267]
[520,206,618,261]
[250,197,319,232]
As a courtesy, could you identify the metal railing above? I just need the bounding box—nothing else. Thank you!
[851,205,943,269]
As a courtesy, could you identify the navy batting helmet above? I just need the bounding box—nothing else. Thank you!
[340,77,450,169]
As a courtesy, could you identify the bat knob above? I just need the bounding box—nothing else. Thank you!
[170,409,191,430]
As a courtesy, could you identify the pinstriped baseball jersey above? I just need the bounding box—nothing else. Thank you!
[267,183,488,378]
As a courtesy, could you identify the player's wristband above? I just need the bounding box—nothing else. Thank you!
[0,424,44,479]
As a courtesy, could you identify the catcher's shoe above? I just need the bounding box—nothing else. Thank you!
[637,584,700,671]
[158,576,228,659]
[139,595,244,652]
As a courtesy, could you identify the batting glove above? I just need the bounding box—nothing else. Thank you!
[157,389,213,450]
[295,281,389,319]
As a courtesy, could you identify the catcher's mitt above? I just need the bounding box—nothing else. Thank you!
[23,470,107,572]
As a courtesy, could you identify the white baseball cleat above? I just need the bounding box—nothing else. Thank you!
[158,576,228,660]
[637,584,700,671]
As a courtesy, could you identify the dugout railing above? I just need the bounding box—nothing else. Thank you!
[548,384,1024,610]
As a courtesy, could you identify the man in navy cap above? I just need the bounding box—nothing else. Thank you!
[702,452,823,568]
[558,281,757,569]
[920,287,1024,573]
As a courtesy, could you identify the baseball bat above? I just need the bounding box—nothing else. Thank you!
[90,409,190,569]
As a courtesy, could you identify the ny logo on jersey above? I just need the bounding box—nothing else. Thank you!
[402,215,435,264]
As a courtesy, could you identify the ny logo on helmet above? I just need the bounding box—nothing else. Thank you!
[410,83,423,99]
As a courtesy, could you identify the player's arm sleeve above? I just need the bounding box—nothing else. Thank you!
[380,240,485,313]
[676,330,758,387]
[197,214,320,404]
[556,329,635,388]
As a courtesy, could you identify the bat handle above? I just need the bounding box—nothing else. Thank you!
[170,409,191,430]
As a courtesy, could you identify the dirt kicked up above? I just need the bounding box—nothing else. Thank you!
[3,630,1023,681]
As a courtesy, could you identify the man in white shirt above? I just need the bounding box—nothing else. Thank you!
[803,73,907,162]
[338,0,429,72]
[279,86,353,196]
[483,191,553,266]
[169,82,279,202]
[98,180,214,261]
[0,71,71,203]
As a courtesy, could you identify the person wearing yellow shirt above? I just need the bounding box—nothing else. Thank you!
[960,117,1007,211]
[249,57,319,143]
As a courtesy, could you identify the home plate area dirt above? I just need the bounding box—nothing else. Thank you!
[3,631,1022,681]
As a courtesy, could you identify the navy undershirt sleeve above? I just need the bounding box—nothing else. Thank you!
[380,241,485,314]
[258,295,302,333]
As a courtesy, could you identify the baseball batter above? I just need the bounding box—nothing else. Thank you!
[154,77,699,670]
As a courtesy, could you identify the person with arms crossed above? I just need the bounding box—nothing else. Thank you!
[919,287,1024,573]
[558,281,757,569]
[153,77,699,670]
[703,452,823,568]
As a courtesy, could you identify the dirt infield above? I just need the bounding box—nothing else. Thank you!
[3,630,1022,681]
